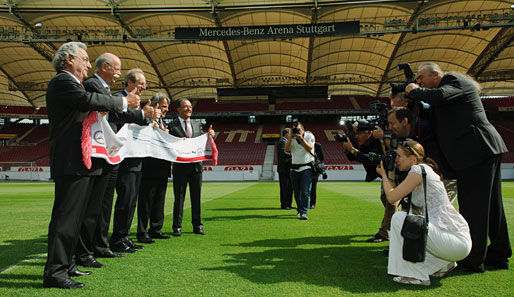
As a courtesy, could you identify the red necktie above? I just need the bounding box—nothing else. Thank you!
[185,120,191,138]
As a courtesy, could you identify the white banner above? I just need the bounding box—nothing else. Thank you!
[90,115,218,165]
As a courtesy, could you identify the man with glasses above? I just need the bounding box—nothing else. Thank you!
[406,62,511,273]
[44,42,140,289]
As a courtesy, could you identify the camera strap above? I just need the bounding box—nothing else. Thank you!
[405,165,428,224]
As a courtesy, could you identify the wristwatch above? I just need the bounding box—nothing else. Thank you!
[351,147,358,156]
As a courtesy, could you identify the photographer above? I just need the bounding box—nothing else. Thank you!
[342,125,398,243]
[387,106,457,203]
[310,142,326,209]
[378,140,471,286]
[405,62,510,273]
[285,122,315,220]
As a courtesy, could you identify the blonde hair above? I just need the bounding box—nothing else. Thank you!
[399,140,441,177]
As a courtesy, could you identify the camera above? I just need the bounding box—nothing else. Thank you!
[390,63,417,95]
[335,133,348,143]
[367,150,397,172]
[291,127,300,134]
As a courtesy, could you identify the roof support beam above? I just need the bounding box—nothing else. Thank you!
[210,12,238,88]
[113,14,172,99]
[1,65,34,106]
[375,1,426,97]
[468,26,514,79]
[305,6,319,86]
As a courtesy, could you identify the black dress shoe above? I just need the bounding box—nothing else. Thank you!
[77,255,103,268]
[455,261,485,273]
[366,234,388,243]
[150,232,171,239]
[484,258,509,270]
[96,249,125,258]
[68,268,92,277]
[44,277,84,289]
[193,225,205,235]
[124,237,144,249]
[137,233,155,244]
[110,241,137,253]
[172,228,182,237]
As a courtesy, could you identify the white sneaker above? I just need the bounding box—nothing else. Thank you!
[300,214,308,220]
[393,276,430,286]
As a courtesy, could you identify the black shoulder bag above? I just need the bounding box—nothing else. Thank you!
[400,166,428,263]
[307,150,323,177]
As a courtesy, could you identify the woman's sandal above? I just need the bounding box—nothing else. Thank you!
[431,262,458,278]
[393,276,431,286]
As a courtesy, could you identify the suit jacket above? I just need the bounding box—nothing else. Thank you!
[112,90,148,172]
[168,118,203,173]
[314,142,324,162]
[46,71,124,178]
[407,73,507,170]
[277,137,292,173]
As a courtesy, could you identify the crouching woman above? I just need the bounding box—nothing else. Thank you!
[377,140,471,286]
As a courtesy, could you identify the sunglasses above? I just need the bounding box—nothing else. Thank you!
[401,141,416,155]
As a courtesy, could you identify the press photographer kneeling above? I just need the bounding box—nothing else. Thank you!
[377,140,471,286]
[340,122,398,243]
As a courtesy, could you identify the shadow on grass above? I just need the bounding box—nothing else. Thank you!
[203,235,440,294]
[0,235,47,288]
[211,207,288,211]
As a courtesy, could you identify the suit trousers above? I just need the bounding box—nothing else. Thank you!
[44,175,95,281]
[457,154,512,269]
[378,189,399,239]
[137,177,168,235]
[92,164,119,256]
[172,163,202,228]
[75,163,114,261]
[278,169,293,208]
[110,170,142,244]
[310,176,318,207]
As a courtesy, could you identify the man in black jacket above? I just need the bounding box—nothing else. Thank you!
[277,128,293,209]
[169,98,215,236]
[110,69,156,252]
[44,42,140,289]
[137,92,172,243]
[406,62,511,272]
[76,55,158,269]
[343,128,396,243]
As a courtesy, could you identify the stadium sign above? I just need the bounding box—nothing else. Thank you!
[175,22,360,40]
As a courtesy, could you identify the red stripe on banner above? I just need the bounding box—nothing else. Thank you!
[210,135,218,166]
[93,145,122,163]
[175,155,213,162]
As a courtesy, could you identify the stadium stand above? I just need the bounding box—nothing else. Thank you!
[209,123,267,165]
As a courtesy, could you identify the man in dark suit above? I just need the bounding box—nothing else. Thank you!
[406,62,511,273]
[109,69,153,253]
[277,128,293,209]
[169,98,215,236]
[75,55,157,269]
[137,92,172,243]
[44,42,140,289]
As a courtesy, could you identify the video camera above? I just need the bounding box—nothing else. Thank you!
[390,63,417,95]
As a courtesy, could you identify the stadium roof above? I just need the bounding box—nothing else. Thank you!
[0,0,513,107]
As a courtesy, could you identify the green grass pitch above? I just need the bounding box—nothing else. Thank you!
[0,181,513,296]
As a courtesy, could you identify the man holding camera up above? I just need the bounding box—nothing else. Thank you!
[285,122,315,220]
[341,124,396,243]
[406,62,511,273]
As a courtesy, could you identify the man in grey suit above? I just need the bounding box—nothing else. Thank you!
[44,42,140,289]
[168,98,215,236]
[406,62,511,273]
